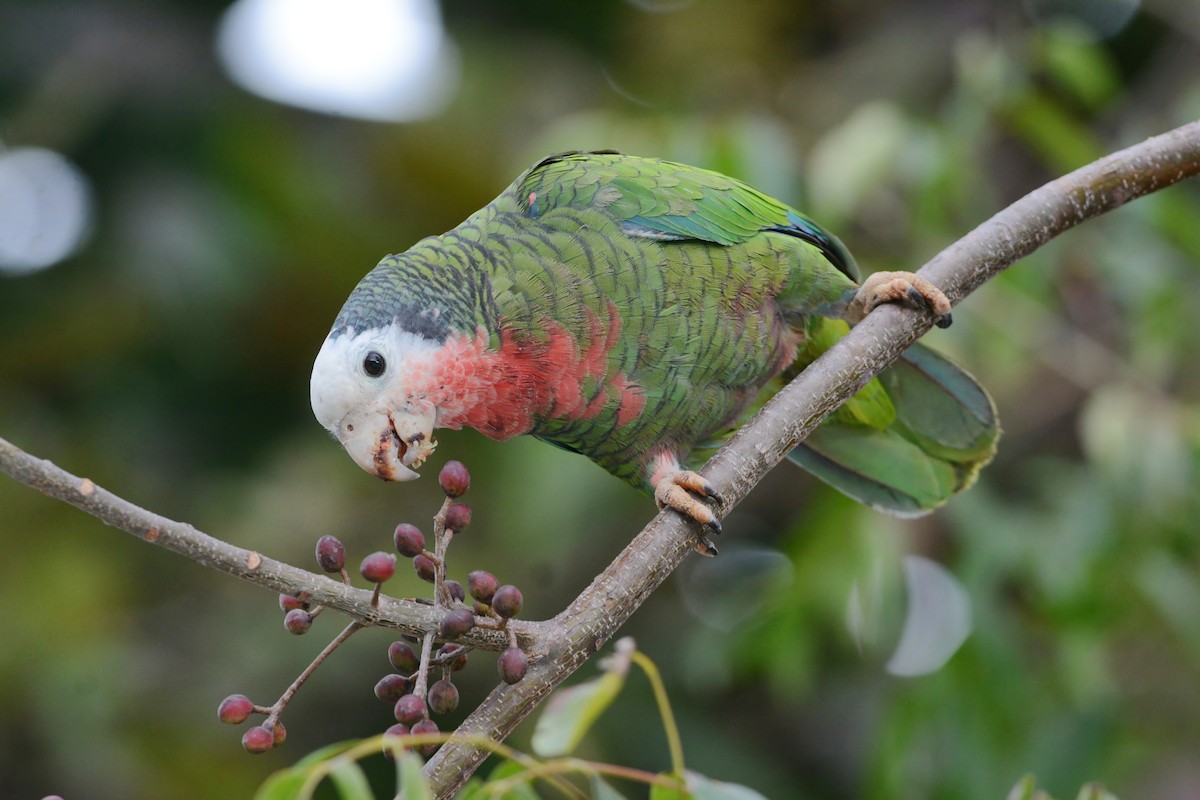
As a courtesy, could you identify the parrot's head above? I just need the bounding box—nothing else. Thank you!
[310,323,442,482]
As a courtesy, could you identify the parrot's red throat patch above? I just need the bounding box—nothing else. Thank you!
[415,307,645,440]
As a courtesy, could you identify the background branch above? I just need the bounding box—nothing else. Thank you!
[1,121,1197,799]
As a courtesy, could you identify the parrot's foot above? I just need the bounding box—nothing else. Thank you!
[653,469,723,555]
[848,271,953,329]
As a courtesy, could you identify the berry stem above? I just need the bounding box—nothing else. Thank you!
[264,621,363,727]
[412,630,436,701]
[630,649,685,778]
[431,497,454,609]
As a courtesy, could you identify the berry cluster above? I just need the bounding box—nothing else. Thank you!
[216,460,531,756]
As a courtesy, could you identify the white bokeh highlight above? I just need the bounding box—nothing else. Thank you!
[216,0,459,122]
[0,147,92,276]
[885,555,973,677]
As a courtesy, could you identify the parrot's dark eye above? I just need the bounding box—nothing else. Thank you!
[362,351,387,378]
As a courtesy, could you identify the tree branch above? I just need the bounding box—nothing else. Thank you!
[1,120,1197,799]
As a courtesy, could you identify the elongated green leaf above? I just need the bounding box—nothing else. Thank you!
[649,775,690,800]
[484,760,540,800]
[590,775,630,800]
[395,750,432,800]
[530,669,626,757]
[254,741,365,800]
[328,760,373,800]
[685,771,769,800]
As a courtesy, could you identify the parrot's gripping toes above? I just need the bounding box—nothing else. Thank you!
[849,271,953,329]
[654,469,724,557]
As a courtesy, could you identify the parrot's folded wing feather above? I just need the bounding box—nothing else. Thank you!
[787,343,1000,516]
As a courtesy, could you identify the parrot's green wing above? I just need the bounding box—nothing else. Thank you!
[518,151,858,280]
[788,340,1000,516]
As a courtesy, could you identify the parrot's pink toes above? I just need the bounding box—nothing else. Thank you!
[851,271,953,328]
[654,469,723,543]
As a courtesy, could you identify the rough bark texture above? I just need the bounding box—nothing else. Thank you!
[1,120,1198,799]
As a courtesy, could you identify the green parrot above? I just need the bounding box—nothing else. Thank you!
[310,151,998,548]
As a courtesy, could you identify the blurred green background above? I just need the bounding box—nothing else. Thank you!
[2,1,1199,798]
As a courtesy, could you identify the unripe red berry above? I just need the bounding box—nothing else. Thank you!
[427,679,459,715]
[242,725,274,754]
[218,694,255,724]
[438,460,471,497]
[374,673,410,703]
[388,640,419,674]
[284,608,313,635]
[278,593,309,612]
[315,535,346,573]
[271,721,287,748]
[360,551,396,583]
[438,607,475,640]
[467,570,499,604]
[446,579,466,604]
[410,718,440,756]
[444,502,471,533]
[394,693,427,726]
[413,554,436,583]
[393,523,426,557]
[491,584,524,619]
[498,647,529,684]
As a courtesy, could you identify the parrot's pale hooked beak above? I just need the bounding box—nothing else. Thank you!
[337,409,437,482]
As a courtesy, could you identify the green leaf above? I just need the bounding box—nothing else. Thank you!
[685,771,769,800]
[328,760,373,800]
[395,750,432,800]
[484,760,540,800]
[649,775,691,800]
[255,769,309,800]
[590,775,630,800]
[254,741,365,800]
[1005,773,1038,800]
[530,669,626,757]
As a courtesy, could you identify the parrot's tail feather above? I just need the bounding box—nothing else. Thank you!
[786,342,999,515]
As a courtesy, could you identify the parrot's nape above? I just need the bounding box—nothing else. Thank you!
[310,151,999,552]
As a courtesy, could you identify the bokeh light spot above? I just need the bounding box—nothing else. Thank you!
[0,147,92,276]
[216,0,459,122]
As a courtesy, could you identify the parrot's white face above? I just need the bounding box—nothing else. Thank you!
[310,324,441,481]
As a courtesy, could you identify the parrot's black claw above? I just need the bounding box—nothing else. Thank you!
[693,535,719,557]
[934,312,953,329]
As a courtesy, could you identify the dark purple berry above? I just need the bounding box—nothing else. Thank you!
[271,721,287,748]
[218,694,255,724]
[446,579,466,604]
[491,584,524,619]
[498,647,529,684]
[242,725,274,754]
[315,535,346,573]
[410,718,441,756]
[444,503,471,533]
[438,461,470,497]
[278,593,309,612]
[360,551,396,583]
[284,608,313,635]
[438,643,468,671]
[413,554,436,583]
[394,693,427,726]
[438,607,475,640]
[467,570,499,604]
[388,641,419,674]
[427,679,459,715]
[393,523,426,557]
[374,673,410,703]
[382,723,410,761]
